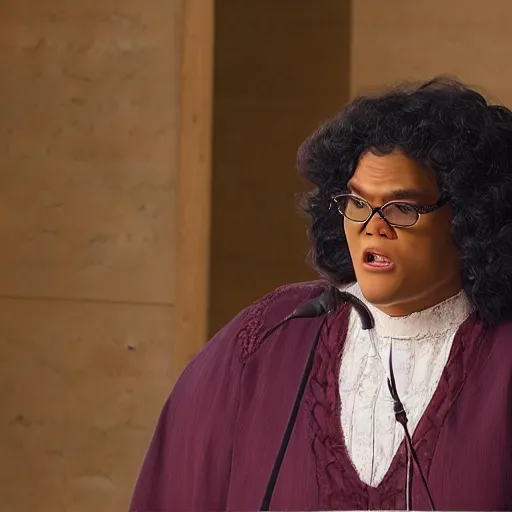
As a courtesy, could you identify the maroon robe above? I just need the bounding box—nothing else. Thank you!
[130,280,512,511]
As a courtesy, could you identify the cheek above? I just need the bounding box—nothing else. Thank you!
[343,222,360,256]
[398,223,457,271]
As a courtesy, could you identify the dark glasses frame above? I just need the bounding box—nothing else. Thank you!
[331,193,450,228]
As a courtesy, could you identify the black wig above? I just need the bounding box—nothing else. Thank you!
[298,77,512,324]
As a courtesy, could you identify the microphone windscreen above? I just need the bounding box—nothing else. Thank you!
[291,293,328,318]
[336,291,375,330]
[288,286,375,329]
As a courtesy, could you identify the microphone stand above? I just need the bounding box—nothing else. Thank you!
[259,287,374,511]
[259,315,328,511]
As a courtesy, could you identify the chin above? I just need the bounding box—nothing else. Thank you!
[356,273,404,308]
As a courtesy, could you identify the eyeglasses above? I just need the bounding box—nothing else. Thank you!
[331,193,449,228]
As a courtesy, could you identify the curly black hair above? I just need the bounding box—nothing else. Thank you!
[298,77,512,325]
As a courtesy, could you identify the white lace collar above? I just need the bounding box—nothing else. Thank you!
[345,282,474,340]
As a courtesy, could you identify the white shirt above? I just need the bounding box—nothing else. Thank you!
[339,282,473,486]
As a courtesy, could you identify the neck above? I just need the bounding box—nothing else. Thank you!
[378,288,462,318]
[373,277,463,317]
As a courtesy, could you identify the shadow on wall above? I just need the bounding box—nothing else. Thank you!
[209,0,351,337]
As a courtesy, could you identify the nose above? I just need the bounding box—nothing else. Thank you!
[364,211,396,239]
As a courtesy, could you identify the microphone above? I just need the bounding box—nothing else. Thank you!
[260,286,375,341]
[259,285,374,511]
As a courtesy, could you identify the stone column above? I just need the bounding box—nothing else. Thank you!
[0,0,213,510]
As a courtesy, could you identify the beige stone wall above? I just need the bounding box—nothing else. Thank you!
[351,0,512,104]
[0,1,212,510]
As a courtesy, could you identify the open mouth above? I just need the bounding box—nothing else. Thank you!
[363,250,394,269]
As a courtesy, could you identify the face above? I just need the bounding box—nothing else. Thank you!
[344,150,461,316]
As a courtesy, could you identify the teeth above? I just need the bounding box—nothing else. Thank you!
[369,253,391,263]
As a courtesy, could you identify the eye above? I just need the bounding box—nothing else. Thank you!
[394,203,416,214]
[351,197,367,209]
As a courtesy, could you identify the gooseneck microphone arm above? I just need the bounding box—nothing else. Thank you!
[387,348,436,511]
[259,286,374,511]
[259,315,328,511]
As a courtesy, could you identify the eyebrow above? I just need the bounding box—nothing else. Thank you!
[347,182,425,201]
